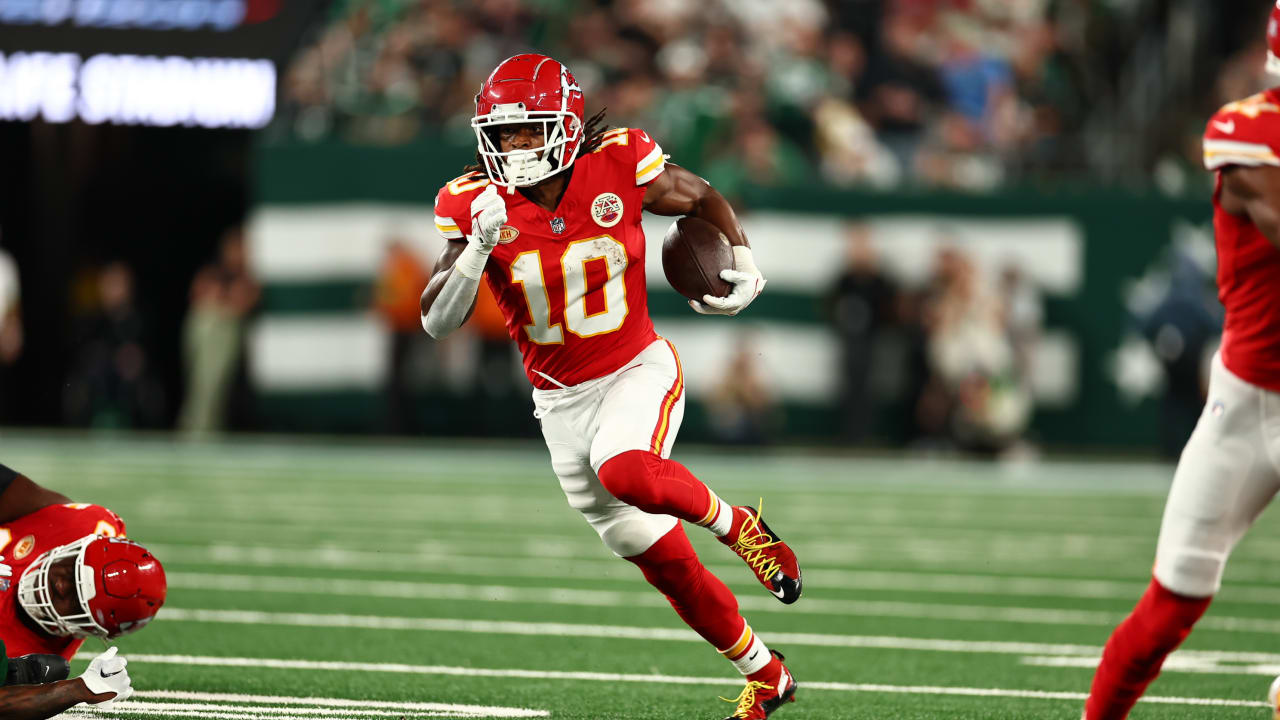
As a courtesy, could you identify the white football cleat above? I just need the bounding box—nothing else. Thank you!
[1268,675,1280,719]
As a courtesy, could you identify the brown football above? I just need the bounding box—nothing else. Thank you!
[661,216,734,302]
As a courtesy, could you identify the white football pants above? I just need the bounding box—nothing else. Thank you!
[532,338,684,558]
[1154,353,1280,597]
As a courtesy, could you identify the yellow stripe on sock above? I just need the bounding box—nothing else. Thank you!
[697,489,719,526]
[720,625,753,659]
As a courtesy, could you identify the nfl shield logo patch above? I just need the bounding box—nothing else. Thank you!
[550,217,566,234]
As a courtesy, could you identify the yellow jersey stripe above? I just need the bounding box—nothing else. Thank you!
[649,339,684,454]
[635,154,665,180]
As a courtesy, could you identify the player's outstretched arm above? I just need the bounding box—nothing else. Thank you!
[642,165,765,315]
[0,680,101,720]
[0,646,130,720]
[421,185,507,339]
[1221,165,1280,249]
[0,466,72,526]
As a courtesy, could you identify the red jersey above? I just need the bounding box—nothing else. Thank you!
[434,127,667,389]
[0,504,126,659]
[1203,89,1280,392]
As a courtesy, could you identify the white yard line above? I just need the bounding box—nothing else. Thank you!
[63,709,488,719]
[152,608,1280,662]
[161,575,1280,631]
[66,654,1268,710]
[1022,655,1280,677]
[6,437,1181,495]
[141,527,1163,566]
[126,502,1169,543]
[63,702,520,719]
[62,691,548,718]
[132,690,546,715]
[149,543,1280,603]
[58,689,550,718]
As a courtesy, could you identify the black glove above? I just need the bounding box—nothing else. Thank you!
[5,654,70,685]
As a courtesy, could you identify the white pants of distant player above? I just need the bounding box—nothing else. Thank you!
[1155,353,1280,598]
[532,338,682,558]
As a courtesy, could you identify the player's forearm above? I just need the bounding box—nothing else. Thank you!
[422,267,481,339]
[690,189,749,248]
[0,677,97,720]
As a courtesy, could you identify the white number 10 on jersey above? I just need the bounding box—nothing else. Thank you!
[510,235,629,344]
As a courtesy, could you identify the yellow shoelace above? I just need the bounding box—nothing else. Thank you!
[720,680,775,718]
[728,499,784,583]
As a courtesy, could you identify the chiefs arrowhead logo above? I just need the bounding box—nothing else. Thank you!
[591,193,623,228]
[13,535,34,561]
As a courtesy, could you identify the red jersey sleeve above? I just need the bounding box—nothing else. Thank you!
[1204,92,1280,171]
[433,172,492,241]
[589,127,667,186]
[630,127,667,185]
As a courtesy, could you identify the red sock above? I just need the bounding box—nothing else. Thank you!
[1084,578,1212,720]
[625,524,743,650]
[598,450,714,525]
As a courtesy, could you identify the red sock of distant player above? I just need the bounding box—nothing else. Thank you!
[598,451,733,534]
[1084,578,1212,720]
[626,525,776,676]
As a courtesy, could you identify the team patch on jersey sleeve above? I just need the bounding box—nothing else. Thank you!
[1203,139,1280,170]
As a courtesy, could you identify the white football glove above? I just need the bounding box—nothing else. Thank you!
[78,647,132,709]
[469,184,507,254]
[690,246,766,316]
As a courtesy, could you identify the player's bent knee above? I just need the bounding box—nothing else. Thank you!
[597,450,665,510]
[1154,548,1225,598]
[594,508,678,558]
[627,525,701,592]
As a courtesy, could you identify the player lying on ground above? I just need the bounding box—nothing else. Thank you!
[0,463,165,660]
[421,54,801,720]
[1082,7,1280,719]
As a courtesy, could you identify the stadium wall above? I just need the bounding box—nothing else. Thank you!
[249,141,1213,448]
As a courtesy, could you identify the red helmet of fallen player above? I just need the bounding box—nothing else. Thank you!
[472,53,586,188]
[1268,1,1280,74]
[17,535,166,638]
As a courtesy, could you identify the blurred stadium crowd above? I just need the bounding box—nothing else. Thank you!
[0,0,1261,455]
[275,0,1268,192]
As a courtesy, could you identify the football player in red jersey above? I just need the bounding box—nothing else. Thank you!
[0,464,164,697]
[422,54,800,719]
[1083,6,1280,719]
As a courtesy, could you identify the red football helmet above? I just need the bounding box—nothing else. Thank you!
[472,54,586,188]
[1268,1,1280,75]
[17,535,166,639]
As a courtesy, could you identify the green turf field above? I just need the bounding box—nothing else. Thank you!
[5,433,1279,719]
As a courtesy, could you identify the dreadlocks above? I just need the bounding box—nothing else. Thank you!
[462,108,611,176]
